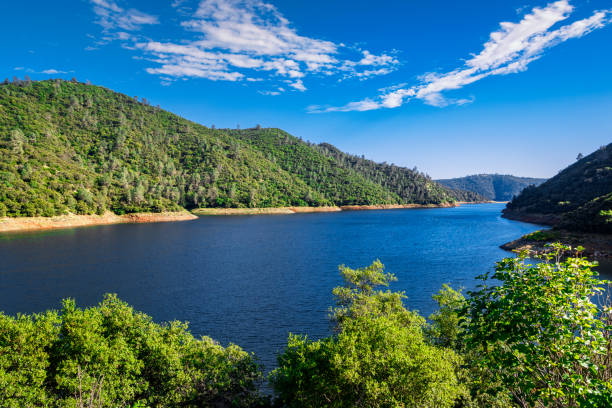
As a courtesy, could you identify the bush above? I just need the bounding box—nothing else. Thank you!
[0,294,264,407]
[270,261,466,407]
[464,244,612,407]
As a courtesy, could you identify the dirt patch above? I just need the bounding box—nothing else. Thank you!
[0,211,197,233]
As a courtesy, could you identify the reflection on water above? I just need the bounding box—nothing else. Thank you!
[596,259,612,279]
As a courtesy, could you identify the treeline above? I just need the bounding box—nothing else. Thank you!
[504,143,612,233]
[231,128,482,204]
[437,174,546,201]
[2,245,610,407]
[0,79,478,218]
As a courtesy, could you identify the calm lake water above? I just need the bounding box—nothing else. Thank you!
[2,203,603,372]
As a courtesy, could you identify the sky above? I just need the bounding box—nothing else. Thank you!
[2,0,612,179]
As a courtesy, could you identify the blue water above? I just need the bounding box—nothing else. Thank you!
[0,203,542,371]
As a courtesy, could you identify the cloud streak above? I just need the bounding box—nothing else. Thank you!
[90,0,158,34]
[312,1,611,112]
[89,0,399,91]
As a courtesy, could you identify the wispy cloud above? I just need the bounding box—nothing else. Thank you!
[13,67,71,75]
[89,0,398,91]
[312,1,611,112]
[41,69,68,74]
[90,0,158,34]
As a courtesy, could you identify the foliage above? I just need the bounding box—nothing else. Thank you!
[0,79,480,217]
[231,130,475,205]
[427,284,465,349]
[464,244,612,407]
[270,261,466,407]
[437,174,546,201]
[505,143,612,233]
[523,229,559,242]
[559,192,612,233]
[0,294,264,407]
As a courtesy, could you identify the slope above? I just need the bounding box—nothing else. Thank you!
[503,143,612,233]
[436,174,546,201]
[0,79,473,217]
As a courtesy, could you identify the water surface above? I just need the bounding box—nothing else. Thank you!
[0,204,547,370]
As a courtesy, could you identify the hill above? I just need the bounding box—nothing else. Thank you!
[0,79,476,218]
[503,143,612,233]
[436,174,546,201]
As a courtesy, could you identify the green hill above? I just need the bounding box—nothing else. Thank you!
[436,174,546,201]
[503,143,612,233]
[0,79,474,217]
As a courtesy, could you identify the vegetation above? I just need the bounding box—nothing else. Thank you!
[504,143,612,233]
[463,245,612,407]
[0,295,264,408]
[1,245,610,406]
[523,229,560,241]
[436,174,546,201]
[0,79,479,218]
[270,261,466,407]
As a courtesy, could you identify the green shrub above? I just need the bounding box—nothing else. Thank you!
[0,294,264,407]
[270,261,466,407]
[523,229,558,241]
[464,244,612,407]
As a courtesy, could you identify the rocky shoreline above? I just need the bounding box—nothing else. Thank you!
[501,229,612,260]
[0,202,486,233]
[192,202,459,216]
[0,211,197,233]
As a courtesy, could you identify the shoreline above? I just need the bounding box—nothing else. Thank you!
[192,202,459,216]
[501,229,612,260]
[0,201,499,233]
[500,209,561,226]
[0,211,197,233]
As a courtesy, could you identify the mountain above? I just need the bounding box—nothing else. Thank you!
[503,143,612,233]
[436,174,546,201]
[0,79,477,218]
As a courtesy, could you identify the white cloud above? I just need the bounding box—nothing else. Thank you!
[93,0,398,89]
[259,90,282,96]
[90,0,158,32]
[322,1,611,112]
[41,69,68,74]
[288,79,306,91]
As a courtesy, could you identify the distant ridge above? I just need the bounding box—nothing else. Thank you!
[436,174,546,201]
[503,143,612,233]
[0,79,480,218]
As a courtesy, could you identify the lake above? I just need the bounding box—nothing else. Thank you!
[0,203,591,372]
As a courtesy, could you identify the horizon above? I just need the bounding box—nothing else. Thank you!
[3,0,612,178]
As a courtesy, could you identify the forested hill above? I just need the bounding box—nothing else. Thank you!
[436,174,546,201]
[0,79,476,217]
[503,143,612,233]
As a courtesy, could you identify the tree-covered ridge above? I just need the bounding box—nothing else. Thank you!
[436,174,546,201]
[231,129,482,204]
[504,143,612,233]
[0,79,477,217]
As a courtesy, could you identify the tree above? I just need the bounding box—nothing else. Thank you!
[271,261,466,407]
[0,295,265,407]
[464,244,612,407]
[9,129,26,155]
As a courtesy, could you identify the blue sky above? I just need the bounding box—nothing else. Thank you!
[2,0,612,178]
